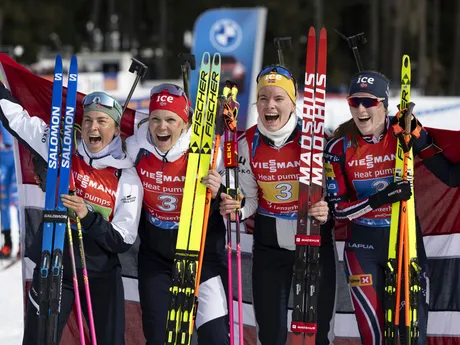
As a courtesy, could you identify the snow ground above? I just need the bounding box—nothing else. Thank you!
[0,206,23,345]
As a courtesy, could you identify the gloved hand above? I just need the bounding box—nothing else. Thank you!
[368,180,412,209]
[394,102,422,134]
[32,154,47,192]
[393,106,439,157]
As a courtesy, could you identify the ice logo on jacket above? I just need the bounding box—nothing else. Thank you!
[210,18,243,52]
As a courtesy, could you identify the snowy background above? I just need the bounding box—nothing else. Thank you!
[1,97,460,344]
[0,206,23,344]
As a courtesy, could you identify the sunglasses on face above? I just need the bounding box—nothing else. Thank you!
[82,92,122,116]
[347,97,382,108]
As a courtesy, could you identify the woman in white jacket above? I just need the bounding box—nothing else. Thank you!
[0,84,143,345]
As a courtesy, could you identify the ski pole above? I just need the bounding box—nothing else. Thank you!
[66,216,86,345]
[274,37,292,66]
[222,81,242,344]
[334,29,367,72]
[229,85,244,344]
[76,215,97,345]
[220,83,236,345]
[70,174,97,345]
[121,58,148,115]
[178,53,196,100]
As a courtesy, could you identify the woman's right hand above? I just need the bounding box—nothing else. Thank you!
[219,192,244,221]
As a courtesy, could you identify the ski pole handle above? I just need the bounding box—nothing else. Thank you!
[274,37,292,66]
[334,29,367,72]
[404,102,415,136]
[122,58,148,115]
[352,47,364,72]
[178,53,196,100]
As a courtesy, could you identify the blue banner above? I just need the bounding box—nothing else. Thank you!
[191,7,267,129]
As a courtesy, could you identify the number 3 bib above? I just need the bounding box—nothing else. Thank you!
[246,126,300,219]
[136,151,187,227]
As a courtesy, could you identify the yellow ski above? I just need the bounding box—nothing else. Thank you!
[165,52,221,345]
[384,55,419,345]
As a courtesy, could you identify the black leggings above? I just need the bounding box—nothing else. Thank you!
[137,251,229,345]
[252,222,337,345]
[344,223,428,345]
[23,266,125,345]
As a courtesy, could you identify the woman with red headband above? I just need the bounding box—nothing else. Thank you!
[126,83,229,344]
[219,66,335,345]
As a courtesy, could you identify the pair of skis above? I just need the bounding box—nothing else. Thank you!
[384,55,421,345]
[291,27,327,345]
[38,55,96,345]
[165,52,221,345]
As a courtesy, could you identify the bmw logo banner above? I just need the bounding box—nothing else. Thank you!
[191,7,267,129]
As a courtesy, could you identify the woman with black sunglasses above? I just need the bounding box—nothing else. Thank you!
[126,83,230,345]
[219,66,337,345]
[0,85,143,345]
[324,70,460,345]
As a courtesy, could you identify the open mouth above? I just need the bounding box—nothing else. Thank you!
[358,115,371,122]
[89,135,102,144]
[264,113,280,123]
[157,134,171,142]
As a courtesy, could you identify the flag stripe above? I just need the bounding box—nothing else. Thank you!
[3,54,460,345]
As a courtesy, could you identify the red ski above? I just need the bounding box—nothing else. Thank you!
[291,26,327,345]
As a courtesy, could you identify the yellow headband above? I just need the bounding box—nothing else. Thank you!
[257,73,296,104]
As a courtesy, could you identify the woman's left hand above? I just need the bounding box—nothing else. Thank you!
[201,169,222,199]
[309,200,329,224]
[61,194,89,219]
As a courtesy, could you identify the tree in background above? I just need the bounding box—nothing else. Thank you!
[0,0,457,95]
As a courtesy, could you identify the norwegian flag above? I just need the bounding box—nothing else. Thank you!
[1,53,460,345]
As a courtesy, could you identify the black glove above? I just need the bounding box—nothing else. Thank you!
[32,154,47,192]
[368,180,412,209]
[394,102,420,132]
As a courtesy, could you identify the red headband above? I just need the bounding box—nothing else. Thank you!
[149,90,190,122]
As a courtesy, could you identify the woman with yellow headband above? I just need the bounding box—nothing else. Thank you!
[219,65,333,344]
